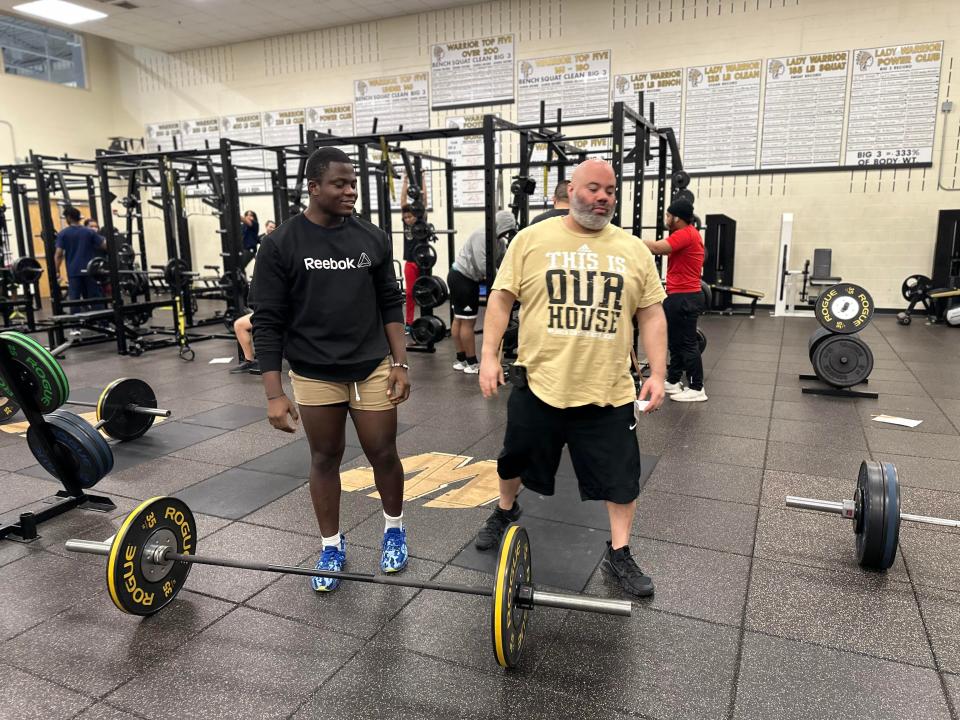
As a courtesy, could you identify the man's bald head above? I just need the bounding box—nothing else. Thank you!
[567,158,618,231]
[569,158,616,187]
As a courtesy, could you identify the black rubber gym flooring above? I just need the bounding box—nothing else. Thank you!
[1,314,959,720]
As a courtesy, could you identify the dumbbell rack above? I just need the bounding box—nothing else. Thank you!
[0,349,115,543]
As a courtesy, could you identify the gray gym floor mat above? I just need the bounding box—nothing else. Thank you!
[174,467,305,520]
[182,404,267,430]
[239,439,364,477]
[451,514,610,593]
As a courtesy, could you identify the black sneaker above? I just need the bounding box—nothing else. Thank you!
[230,359,256,374]
[246,360,262,375]
[475,502,522,551]
[601,542,655,597]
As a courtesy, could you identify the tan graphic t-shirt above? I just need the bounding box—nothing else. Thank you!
[493,216,666,408]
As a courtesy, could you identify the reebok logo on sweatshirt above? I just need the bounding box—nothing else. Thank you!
[304,257,359,270]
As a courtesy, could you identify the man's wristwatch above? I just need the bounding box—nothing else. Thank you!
[391,362,410,370]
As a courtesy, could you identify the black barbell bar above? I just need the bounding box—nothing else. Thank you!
[63,538,632,615]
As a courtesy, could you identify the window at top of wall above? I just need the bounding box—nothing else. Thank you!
[0,14,86,88]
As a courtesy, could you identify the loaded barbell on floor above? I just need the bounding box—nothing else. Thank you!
[785,460,960,571]
[64,378,170,441]
[65,497,632,669]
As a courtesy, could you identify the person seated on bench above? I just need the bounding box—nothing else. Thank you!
[55,206,107,313]
[230,310,260,375]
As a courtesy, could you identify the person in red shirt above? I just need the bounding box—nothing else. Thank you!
[643,198,707,402]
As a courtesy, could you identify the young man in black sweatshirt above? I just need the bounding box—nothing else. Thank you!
[252,147,411,591]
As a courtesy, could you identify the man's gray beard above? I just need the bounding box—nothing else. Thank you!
[570,196,615,230]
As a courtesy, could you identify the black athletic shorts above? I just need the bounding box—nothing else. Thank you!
[497,384,641,504]
[447,267,481,319]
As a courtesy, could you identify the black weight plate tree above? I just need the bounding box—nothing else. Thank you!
[901,274,933,302]
[812,334,874,389]
[815,283,874,334]
[46,409,114,480]
[97,378,158,441]
[492,524,532,669]
[855,461,900,571]
[27,413,108,489]
[0,331,70,414]
[412,242,438,271]
[106,496,196,615]
[413,276,449,309]
[410,316,446,346]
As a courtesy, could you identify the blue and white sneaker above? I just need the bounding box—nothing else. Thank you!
[312,535,346,592]
[380,527,408,573]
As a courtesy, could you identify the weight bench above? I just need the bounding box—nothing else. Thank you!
[708,284,765,317]
[49,309,114,325]
[807,248,842,300]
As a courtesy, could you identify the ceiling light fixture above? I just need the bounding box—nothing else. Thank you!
[13,0,108,25]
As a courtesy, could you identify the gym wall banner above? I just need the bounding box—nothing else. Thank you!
[447,114,501,209]
[354,73,430,134]
[221,113,267,193]
[144,121,181,153]
[431,35,515,111]
[844,41,943,167]
[683,59,763,173]
[613,68,683,170]
[517,50,611,125]
[761,51,849,170]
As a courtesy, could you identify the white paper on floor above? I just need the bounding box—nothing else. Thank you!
[872,414,923,428]
[209,357,233,364]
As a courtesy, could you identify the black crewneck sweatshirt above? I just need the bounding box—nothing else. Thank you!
[251,213,404,381]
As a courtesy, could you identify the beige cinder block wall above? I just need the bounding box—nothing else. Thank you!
[61,0,960,307]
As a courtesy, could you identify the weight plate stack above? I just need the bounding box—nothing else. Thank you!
[410,316,446,345]
[807,327,834,361]
[106,496,195,615]
[811,334,874,389]
[815,283,874,334]
[49,409,114,478]
[412,276,449,309]
[26,411,111,488]
[696,328,707,354]
[0,331,70,414]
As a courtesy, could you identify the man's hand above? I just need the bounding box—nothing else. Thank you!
[638,375,665,413]
[386,367,410,404]
[267,395,299,433]
[479,356,505,398]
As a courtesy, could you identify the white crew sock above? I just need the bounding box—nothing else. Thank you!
[384,512,403,531]
[321,531,342,549]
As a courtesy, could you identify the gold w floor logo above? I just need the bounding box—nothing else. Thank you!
[341,452,500,508]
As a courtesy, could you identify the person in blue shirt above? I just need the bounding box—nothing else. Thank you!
[54,206,107,312]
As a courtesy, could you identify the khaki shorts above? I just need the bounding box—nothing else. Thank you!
[289,358,394,411]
